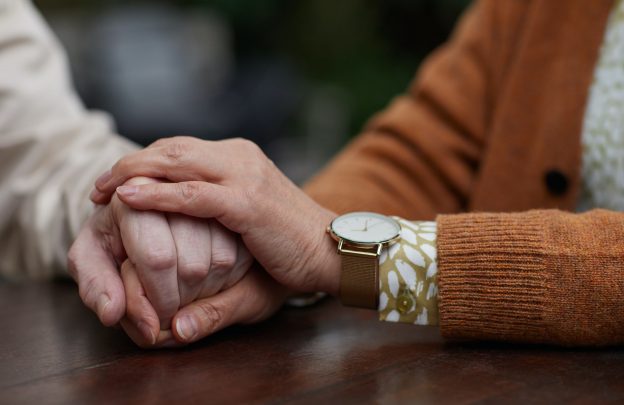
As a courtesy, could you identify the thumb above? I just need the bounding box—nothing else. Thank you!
[68,226,126,327]
[171,268,288,344]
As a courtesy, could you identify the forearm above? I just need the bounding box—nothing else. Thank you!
[0,0,138,279]
[0,130,137,280]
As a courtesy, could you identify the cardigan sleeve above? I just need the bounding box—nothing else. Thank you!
[437,209,624,346]
[303,0,517,219]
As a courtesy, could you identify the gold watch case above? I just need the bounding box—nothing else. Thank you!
[327,212,402,253]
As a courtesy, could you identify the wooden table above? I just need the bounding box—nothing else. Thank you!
[1,281,623,404]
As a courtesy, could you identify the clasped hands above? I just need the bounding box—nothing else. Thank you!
[69,137,340,348]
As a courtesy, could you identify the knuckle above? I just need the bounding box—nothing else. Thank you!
[178,261,211,284]
[163,141,189,164]
[141,246,177,272]
[150,136,190,149]
[196,301,224,334]
[210,249,237,275]
[178,182,202,204]
[233,138,262,156]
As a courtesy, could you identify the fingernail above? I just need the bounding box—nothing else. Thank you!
[176,316,198,342]
[137,321,156,345]
[116,185,137,197]
[95,170,112,188]
[96,294,111,319]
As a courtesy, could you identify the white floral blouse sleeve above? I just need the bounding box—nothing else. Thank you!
[379,219,438,325]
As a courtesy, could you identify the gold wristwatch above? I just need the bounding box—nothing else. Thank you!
[328,212,401,309]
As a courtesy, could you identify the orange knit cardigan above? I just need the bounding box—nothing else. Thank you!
[304,0,624,346]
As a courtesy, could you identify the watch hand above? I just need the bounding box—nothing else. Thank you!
[351,220,370,232]
[367,221,384,229]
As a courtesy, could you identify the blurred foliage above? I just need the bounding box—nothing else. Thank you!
[38,0,471,135]
[198,0,472,132]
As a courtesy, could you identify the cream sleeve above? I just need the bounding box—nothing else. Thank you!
[0,0,138,280]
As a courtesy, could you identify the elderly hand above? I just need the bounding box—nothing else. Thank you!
[90,137,341,300]
[121,259,289,345]
[69,176,252,347]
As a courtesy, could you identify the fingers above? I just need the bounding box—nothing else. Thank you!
[115,182,246,232]
[222,237,254,290]
[120,318,181,349]
[212,226,254,297]
[67,223,126,327]
[197,220,239,297]
[120,260,159,346]
[167,213,213,306]
[118,205,180,330]
[170,216,252,307]
[91,138,222,204]
[90,137,264,205]
[172,268,288,344]
[90,170,114,204]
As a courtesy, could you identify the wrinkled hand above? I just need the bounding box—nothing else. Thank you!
[69,176,252,347]
[121,259,289,345]
[90,137,341,298]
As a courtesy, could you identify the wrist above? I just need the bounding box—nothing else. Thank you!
[308,207,341,297]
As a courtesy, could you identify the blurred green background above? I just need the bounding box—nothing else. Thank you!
[37,0,471,180]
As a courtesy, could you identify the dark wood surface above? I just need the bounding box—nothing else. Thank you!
[1,281,623,405]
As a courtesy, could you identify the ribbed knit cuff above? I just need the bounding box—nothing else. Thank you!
[437,211,547,343]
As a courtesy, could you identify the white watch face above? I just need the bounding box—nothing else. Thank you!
[330,212,401,244]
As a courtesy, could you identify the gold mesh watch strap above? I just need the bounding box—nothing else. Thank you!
[340,253,379,309]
